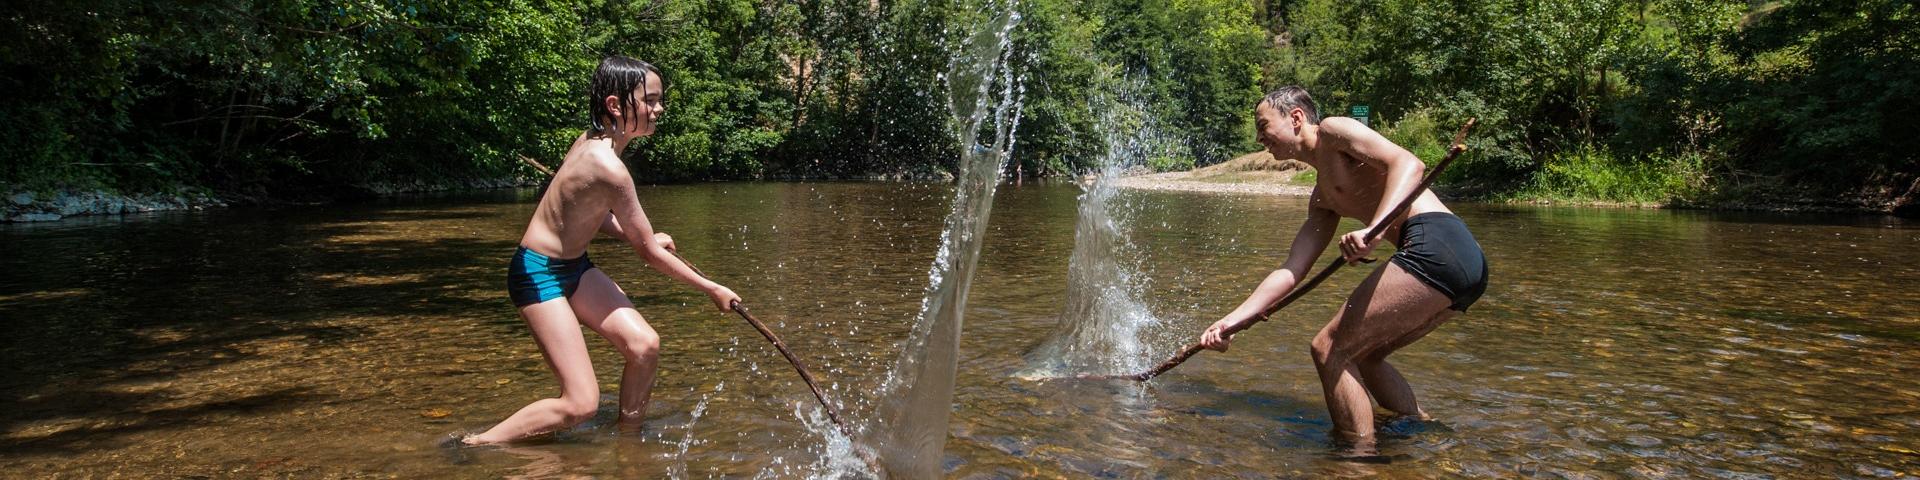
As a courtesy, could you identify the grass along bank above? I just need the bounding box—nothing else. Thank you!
[1499,146,1708,208]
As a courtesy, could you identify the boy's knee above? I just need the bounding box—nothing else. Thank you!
[1310,333,1337,364]
[1311,335,1368,375]
[561,396,599,424]
[619,328,660,362]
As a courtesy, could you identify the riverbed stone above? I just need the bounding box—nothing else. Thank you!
[10,213,61,222]
[54,194,83,216]
[8,192,32,206]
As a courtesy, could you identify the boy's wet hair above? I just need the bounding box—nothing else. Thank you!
[588,55,665,134]
[1263,86,1320,125]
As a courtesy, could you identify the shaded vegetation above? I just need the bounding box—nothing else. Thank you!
[1,0,1913,211]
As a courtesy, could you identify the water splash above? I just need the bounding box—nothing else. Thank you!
[669,381,722,480]
[868,2,1023,477]
[1019,75,1167,379]
[797,402,870,478]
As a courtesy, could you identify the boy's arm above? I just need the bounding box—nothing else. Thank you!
[1325,118,1424,261]
[599,214,675,251]
[602,161,738,311]
[598,212,626,238]
[1201,198,1339,351]
[1224,197,1339,322]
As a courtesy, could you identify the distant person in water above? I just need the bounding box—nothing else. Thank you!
[462,55,740,445]
[1197,86,1488,454]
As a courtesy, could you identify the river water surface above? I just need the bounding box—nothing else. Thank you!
[2,183,1916,478]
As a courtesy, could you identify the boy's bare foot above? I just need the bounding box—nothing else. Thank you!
[438,433,479,464]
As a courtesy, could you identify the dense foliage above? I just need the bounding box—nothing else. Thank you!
[3,0,1913,210]
[1270,0,1918,207]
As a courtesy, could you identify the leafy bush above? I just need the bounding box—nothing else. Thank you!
[1518,145,1704,204]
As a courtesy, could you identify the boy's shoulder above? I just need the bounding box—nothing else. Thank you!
[1317,116,1392,148]
[567,147,629,179]
[1318,116,1368,134]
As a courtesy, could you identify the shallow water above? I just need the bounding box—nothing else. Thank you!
[2,183,1917,478]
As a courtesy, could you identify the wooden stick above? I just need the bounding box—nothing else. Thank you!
[666,250,882,472]
[526,153,879,471]
[1075,119,1477,382]
[655,223,851,432]
[518,155,554,176]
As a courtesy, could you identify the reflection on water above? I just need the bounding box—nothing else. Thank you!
[1,184,1917,478]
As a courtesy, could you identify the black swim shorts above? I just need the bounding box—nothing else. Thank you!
[1389,212,1489,312]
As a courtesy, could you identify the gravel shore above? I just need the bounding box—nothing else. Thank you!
[1112,171,1313,197]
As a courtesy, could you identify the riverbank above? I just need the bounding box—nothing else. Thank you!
[2,190,230,223]
[1112,170,1314,197]
[1113,151,1917,217]
[2,176,539,223]
[1111,151,1314,197]
[1,164,965,223]
[1113,170,1913,215]
[8,158,1908,222]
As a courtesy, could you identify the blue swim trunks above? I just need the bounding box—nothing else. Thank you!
[507,246,595,307]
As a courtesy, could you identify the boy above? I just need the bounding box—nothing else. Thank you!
[1197,86,1489,453]
[463,56,740,445]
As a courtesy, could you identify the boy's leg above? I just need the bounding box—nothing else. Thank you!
[1309,262,1453,448]
[466,299,601,444]
[569,268,660,430]
[1357,308,1455,419]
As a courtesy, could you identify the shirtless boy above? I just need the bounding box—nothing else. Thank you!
[463,56,740,445]
[1197,86,1489,452]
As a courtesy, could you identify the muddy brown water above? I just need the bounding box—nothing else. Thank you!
[2,183,1916,478]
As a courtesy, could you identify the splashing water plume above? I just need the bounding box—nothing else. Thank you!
[799,401,872,478]
[1018,78,1167,380]
[669,382,721,480]
[867,2,1023,477]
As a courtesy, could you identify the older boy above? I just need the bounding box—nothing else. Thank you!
[1198,86,1488,452]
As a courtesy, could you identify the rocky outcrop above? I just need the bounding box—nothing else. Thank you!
[4,190,229,223]
[1893,176,1920,218]
[4,175,540,223]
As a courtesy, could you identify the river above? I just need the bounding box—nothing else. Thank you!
[1,183,1915,478]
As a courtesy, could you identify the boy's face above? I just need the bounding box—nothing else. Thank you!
[1254,102,1302,158]
[637,73,668,136]
[612,71,666,136]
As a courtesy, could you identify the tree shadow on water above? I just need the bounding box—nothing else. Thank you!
[0,386,324,455]
[0,207,532,459]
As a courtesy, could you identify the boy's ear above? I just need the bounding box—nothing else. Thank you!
[604,95,622,118]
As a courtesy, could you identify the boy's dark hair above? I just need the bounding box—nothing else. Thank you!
[1263,86,1320,125]
[589,55,665,134]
